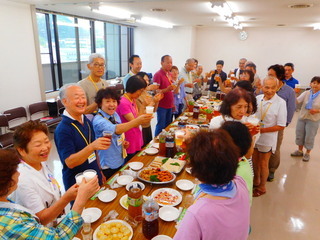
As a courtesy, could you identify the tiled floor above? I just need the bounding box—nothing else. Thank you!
[47,112,320,239]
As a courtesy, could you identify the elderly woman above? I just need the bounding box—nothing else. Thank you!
[136,71,163,146]
[173,130,250,240]
[116,75,150,162]
[0,149,99,239]
[12,121,81,226]
[210,88,252,129]
[92,88,152,178]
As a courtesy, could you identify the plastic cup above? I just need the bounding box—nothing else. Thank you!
[247,116,260,126]
[146,106,154,114]
[83,169,97,181]
[175,130,185,146]
[81,228,93,240]
[103,131,112,139]
[75,173,84,185]
[82,215,92,233]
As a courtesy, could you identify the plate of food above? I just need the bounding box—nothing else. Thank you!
[186,125,200,130]
[93,219,133,240]
[151,188,182,207]
[184,112,193,117]
[137,168,176,184]
[119,194,148,210]
[161,158,186,174]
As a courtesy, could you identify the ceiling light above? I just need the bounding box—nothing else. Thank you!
[91,6,131,19]
[313,23,320,30]
[288,4,313,9]
[137,17,173,28]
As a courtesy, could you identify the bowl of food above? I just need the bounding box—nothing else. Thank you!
[94,219,133,240]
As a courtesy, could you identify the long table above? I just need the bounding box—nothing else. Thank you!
[76,112,206,239]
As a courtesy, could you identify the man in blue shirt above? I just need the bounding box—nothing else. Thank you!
[54,84,111,190]
[284,63,299,89]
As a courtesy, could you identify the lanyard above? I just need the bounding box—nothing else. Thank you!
[71,122,91,146]
[98,112,117,124]
[88,75,101,92]
[260,100,272,122]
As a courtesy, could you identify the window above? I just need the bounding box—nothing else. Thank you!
[36,10,134,92]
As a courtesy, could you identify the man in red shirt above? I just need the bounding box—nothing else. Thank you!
[154,55,175,136]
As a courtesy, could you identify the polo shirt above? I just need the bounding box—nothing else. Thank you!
[122,71,134,90]
[92,110,124,169]
[255,94,287,152]
[153,68,174,109]
[78,77,109,105]
[284,77,299,89]
[54,112,103,190]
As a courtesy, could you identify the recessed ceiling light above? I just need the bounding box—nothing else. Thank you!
[288,4,313,9]
[277,24,286,27]
[249,18,257,21]
[151,8,167,12]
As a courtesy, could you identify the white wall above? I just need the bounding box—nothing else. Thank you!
[134,26,196,75]
[0,2,41,113]
[134,26,320,86]
[194,27,320,86]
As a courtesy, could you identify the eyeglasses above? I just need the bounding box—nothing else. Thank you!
[93,63,105,68]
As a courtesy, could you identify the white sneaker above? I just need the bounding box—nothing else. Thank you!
[302,153,310,162]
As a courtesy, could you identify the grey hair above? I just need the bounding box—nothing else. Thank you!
[88,53,105,64]
[185,58,195,65]
[240,58,247,62]
[262,75,279,86]
[59,83,83,100]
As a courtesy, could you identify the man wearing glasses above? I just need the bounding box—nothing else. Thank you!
[78,53,109,114]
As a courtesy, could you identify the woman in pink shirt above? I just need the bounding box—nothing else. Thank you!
[174,130,250,240]
[116,75,152,162]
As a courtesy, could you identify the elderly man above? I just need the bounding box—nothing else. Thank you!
[252,76,287,197]
[267,64,296,182]
[78,53,109,114]
[180,58,196,101]
[122,55,142,88]
[284,63,299,89]
[54,84,111,190]
[229,58,247,79]
[192,65,207,100]
[154,55,175,136]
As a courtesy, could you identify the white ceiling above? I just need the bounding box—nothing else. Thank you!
[9,0,320,29]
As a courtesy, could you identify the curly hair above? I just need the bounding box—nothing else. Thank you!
[13,120,48,153]
[95,88,120,108]
[0,149,20,197]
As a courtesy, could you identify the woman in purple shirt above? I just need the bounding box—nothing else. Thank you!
[116,75,151,162]
[174,130,250,240]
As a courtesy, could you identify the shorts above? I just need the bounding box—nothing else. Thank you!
[255,144,272,153]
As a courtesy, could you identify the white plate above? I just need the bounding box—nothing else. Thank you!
[145,147,159,155]
[93,219,133,240]
[98,189,117,203]
[159,206,180,221]
[81,207,102,223]
[126,181,145,191]
[117,175,134,186]
[186,125,200,130]
[151,235,173,240]
[152,142,160,149]
[151,188,182,207]
[179,116,188,121]
[176,179,194,191]
[128,161,144,171]
[119,194,148,210]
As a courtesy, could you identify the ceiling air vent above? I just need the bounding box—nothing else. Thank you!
[288,4,313,9]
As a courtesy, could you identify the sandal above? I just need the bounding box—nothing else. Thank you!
[253,189,266,197]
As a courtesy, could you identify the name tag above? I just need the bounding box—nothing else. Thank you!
[88,153,96,164]
[213,84,218,87]
[259,122,265,128]
[117,137,123,146]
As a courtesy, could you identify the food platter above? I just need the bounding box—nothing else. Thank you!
[137,168,176,184]
[93,219,133,240]
[151,188,182,207]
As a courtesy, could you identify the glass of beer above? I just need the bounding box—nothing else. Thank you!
[103,130,112,139]
[175,130,185,146]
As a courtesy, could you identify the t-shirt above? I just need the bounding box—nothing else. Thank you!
[153,68,174,109]
[173,176,250,240]
[297,90,320,121]
[116,96,143,154]
[78,77,109,105]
